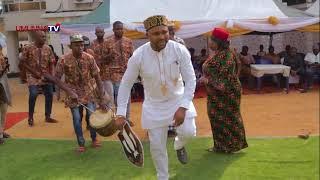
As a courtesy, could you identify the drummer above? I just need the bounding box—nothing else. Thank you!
[55,34,110,153]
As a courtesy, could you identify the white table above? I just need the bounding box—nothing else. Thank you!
[250,64,291,93]
[250,64,291,77]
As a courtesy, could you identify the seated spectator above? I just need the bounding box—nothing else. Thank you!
[283,47,309,92]
[262,46,281,85]
[198,48,208,67]
[195,48,208,73]
[189,48,197,67]
[304,44,320,88]
[239,46,255,78]
[264,46,280,64]
[278,45,291,59]
[189,48,202,80]
[257,44,266,57]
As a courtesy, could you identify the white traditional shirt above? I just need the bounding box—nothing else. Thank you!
[304,52,320,64]
[116,40,197,129]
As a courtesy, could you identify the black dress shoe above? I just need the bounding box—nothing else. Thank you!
[45,117,58,123]
[176,147,188,164]
[28,118,34,127]
[3,132,10,138]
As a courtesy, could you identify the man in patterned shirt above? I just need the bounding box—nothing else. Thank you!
[90,27,113,109]
[0,45,12,144]
[105,21,134,126]
[20,31,57,126]
[83,36,95,57]
[55,34,110,152]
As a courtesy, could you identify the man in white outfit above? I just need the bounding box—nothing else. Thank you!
[115,15,197,180]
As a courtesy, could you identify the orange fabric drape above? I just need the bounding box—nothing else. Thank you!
[297,23,320,32]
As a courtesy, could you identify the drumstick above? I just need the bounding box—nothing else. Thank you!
[78,103,110,121]
[78,102,118,128]
[79,102,113,114]
[78,102,95,114]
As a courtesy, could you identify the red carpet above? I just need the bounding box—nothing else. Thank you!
[4,112,28,130]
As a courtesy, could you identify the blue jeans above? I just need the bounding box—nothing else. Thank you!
[28,84,53,118]
[113,82,131,122]
[70,102,96,147]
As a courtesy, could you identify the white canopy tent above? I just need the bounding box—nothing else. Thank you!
[306,0,319,16]
[110,0,287,22]
[59,0,319,44]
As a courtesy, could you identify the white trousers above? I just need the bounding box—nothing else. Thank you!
[148,117,196,180]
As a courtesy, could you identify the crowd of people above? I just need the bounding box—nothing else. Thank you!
[182,42,320,95]
[0,14,319,180]
[236,43,320,92]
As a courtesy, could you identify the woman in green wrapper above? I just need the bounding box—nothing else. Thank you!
[200,28,248,153]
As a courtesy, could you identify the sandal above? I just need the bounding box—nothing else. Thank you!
[91,140,102,148]
[28,118,34,127]
[76,146,86,153]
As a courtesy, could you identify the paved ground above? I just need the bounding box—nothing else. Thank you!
[6,78,319,141]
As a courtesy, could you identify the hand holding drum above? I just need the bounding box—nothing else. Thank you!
[89,108,144,167]
[115,115,126,130]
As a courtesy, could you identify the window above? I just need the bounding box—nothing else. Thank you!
[1,0,46,12]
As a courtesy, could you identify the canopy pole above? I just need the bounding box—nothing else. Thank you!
[269,33,274,47]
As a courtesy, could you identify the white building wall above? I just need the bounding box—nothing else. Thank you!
[5,31,19,73]
[3,11,48,31]
[45,0,101,12]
